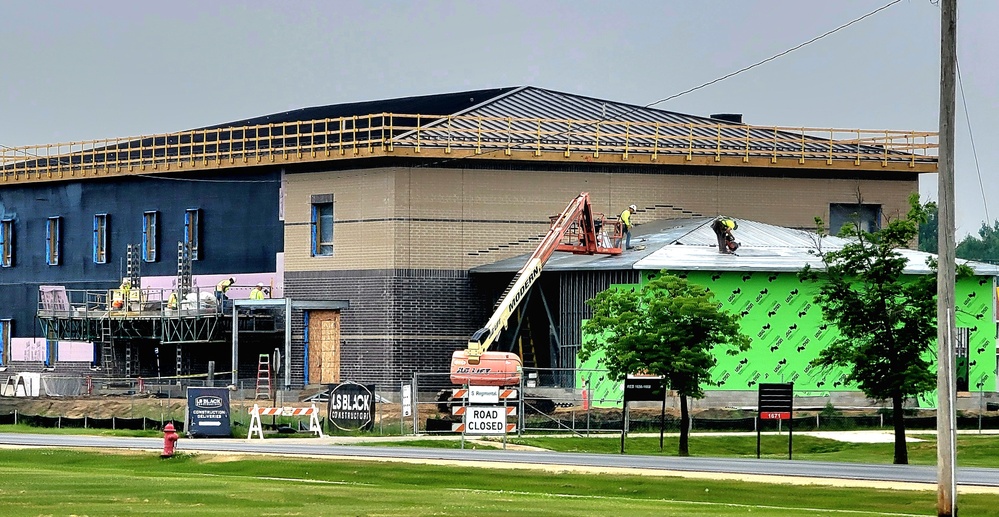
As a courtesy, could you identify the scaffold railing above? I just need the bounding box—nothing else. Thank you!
[1,113,938,183]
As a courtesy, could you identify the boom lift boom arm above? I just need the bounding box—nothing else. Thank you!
[461,192,620,367]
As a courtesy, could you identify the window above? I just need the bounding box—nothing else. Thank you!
[46,216,61,265]
[829,203,882,236]
[310,195,334,256]
[1,219,13,267]
[956,326,970,392]
[184,208,201,260]
[93,214,108,264]
[0,320,9,365]
[142,211,158,262]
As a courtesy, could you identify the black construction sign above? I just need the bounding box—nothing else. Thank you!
[757,382,794,420]
[756,382,794,459]
[185,387,232,438]
[621,376,668,454]
[326,382,376,431]
[624,376,665,403]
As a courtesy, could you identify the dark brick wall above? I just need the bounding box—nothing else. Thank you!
[285,269,488,389]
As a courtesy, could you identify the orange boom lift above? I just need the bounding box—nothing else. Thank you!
[450,192,622,386]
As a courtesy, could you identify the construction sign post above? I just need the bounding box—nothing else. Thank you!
[757,382,794,459]
[621,376,667,454]
[185,387,231,438]
[451,385,518,447]
[326,382,376,432]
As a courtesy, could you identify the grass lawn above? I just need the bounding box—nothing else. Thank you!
[502,433,999,467]
[0,448,995,516]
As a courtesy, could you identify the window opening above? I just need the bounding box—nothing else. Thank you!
[0,219,13,267]
[142,211,158,262]
[93,214,108,264]
[46,216,61,265]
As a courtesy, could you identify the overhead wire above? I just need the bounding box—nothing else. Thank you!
[414,0,904,169]
[1,0,904,181]
[956,58,989,224]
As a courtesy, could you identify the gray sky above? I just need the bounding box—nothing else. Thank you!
[1,0,995,237]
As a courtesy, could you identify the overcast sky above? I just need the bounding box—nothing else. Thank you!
[1,0,994,238]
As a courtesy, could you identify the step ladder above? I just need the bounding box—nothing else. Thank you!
[99,319,114,375]
[254,354,271,400]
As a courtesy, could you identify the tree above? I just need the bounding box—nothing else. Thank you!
[956,220,999,263]
[917,201,938,254]
[580,272,750,456]
[800,193,937,464]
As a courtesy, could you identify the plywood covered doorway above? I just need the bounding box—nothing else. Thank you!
[307,310,341,384]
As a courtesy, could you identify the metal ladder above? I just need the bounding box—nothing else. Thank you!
[99,318,114,374]
[176,241,192,299]
[254,354,271,400]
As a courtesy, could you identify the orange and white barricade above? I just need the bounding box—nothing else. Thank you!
[247,404,324,439]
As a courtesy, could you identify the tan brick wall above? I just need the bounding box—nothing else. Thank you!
[284,169,398,271]
[284,165,918,272]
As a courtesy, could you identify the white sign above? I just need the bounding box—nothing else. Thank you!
[468,385,499,404]
[463,406,508,436]
[401,384,412,418]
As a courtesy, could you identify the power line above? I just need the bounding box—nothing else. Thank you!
[3,0,904,181]
[956,58,989,224]
[416,0,903,169]
[646,0,903,108]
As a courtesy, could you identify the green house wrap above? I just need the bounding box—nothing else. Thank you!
[578,270,997,409]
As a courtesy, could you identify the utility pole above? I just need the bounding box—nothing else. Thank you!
[936,0,958,516]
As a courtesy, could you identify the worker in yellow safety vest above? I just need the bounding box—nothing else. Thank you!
[618,204,636,250]
[711,216,739,254]
[250,283,266,300]
[215,277,235,308]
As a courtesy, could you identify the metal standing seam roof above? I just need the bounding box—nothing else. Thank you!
[472,217,999,276]
[396,86,911,160]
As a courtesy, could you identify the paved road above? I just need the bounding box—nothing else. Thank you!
[1,432,996,489]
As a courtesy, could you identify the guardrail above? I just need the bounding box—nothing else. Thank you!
[37,286,220,320]
[1,114,938,182]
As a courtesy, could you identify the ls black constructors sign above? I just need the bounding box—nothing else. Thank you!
[326,382,376,431]
[186,387,232,437]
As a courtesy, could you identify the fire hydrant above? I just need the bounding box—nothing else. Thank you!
[161,422,179,458]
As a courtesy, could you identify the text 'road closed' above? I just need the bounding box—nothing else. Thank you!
[463,406,508,436]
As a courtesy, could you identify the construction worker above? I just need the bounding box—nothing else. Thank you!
[711,216,739,254]
[215,277,235,309]
[250,282,266,300]
[618,204,636,250]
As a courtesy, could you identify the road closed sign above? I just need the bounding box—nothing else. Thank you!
[460,406,511,436]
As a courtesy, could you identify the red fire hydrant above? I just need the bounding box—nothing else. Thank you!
[161,422,179,458]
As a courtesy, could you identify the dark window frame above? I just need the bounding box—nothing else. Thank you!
[142,211,159,262]
[93,213,108,264]
[46,216,61,266]
[185,208,202,260]
[0,219,13,268]
[310,195,334,257]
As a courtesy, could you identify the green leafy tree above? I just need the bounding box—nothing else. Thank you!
[800,193,937,464]
[580,272,750,456]
[917,201,938,254]
[956,220,999,263]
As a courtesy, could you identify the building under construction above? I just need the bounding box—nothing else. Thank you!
[0,86,939,390]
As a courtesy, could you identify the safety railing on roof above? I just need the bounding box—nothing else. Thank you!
[0,113,938,182]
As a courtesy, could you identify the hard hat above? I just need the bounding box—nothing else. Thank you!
[257,283,264,287]
[629,204,637,211]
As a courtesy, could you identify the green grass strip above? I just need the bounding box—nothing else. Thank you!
[0,448,996,516]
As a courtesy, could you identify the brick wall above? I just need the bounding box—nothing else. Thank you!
[283,164,918,272]
[280,161,919,388]
[286,268,487,388]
